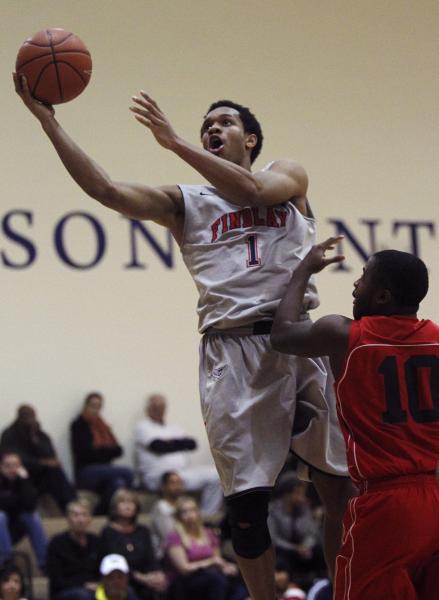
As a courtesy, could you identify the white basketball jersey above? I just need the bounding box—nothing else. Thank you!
[179,179,319,332]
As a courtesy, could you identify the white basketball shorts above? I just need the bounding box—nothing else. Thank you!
[199,327,348,497]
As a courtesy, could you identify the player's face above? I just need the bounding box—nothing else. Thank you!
[352,257,380,319]
[200,107,254,166]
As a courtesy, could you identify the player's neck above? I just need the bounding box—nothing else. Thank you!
[241,155,253,172]
[229,153,252,172]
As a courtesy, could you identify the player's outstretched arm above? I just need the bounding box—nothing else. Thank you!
[13,74,183,232]
[271,237,351,364]
[130,91,306,208]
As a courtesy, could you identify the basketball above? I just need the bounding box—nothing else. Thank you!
[15,28,92,105]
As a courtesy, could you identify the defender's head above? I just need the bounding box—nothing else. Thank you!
[353,250,429,320]
[201,100,263,167]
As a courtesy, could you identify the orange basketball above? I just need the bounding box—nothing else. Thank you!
[16,28,92,105]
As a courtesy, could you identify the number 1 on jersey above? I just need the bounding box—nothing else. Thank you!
[246,234,261,267]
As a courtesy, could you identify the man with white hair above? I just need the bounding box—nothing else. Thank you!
[134,394,223,516]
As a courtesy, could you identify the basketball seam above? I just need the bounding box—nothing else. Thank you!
[31,62,55,100]
[31,62,88,103]
[22,32,74,48]
[47,29,63,102]
[17,51,91,71]
[53,62,88,85]
[51,32,74,47]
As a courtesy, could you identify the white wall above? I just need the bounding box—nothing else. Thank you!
[2,0,438,476]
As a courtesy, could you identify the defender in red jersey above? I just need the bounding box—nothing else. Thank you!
[271,237,439,600]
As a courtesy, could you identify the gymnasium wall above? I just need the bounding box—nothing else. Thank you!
[2,0,438,475]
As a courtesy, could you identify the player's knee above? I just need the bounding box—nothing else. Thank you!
[226,489,271,559]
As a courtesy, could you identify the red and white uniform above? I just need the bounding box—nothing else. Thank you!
[178,180,348,497]
[334,316,439,600]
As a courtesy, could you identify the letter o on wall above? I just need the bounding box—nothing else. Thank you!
[54,212,106,269]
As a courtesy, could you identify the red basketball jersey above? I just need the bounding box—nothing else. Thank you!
[335,316,439,484]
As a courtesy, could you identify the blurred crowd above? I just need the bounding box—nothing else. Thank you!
[0,392,329,600]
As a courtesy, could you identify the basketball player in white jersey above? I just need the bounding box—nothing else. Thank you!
[14,73,352,600]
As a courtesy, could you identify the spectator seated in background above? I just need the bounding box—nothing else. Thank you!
[150,472,185,557]
[268,474,325,589]
[274,571,306,600]
[0,405,75,513]
[99,489,167,600]
[0,564,28,600]
[165,496,247,600]
[0,452,47,571]
[46,498,100,600]
[134,394,223,518]
[71,393,133,514]
[96,555,139,600]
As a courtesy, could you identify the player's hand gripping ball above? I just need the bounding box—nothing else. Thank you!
[15,28,92,105]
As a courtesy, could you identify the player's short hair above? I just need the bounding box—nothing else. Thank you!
[204,100,263,163]
[372,250,429,311]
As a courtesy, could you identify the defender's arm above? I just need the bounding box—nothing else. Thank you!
[271,238,351,371]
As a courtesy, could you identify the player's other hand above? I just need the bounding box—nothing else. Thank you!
[13,73,55,122]
[130,91,178,150]
[301,236,345,274]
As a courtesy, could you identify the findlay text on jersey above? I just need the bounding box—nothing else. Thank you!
[210,206,288,242]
